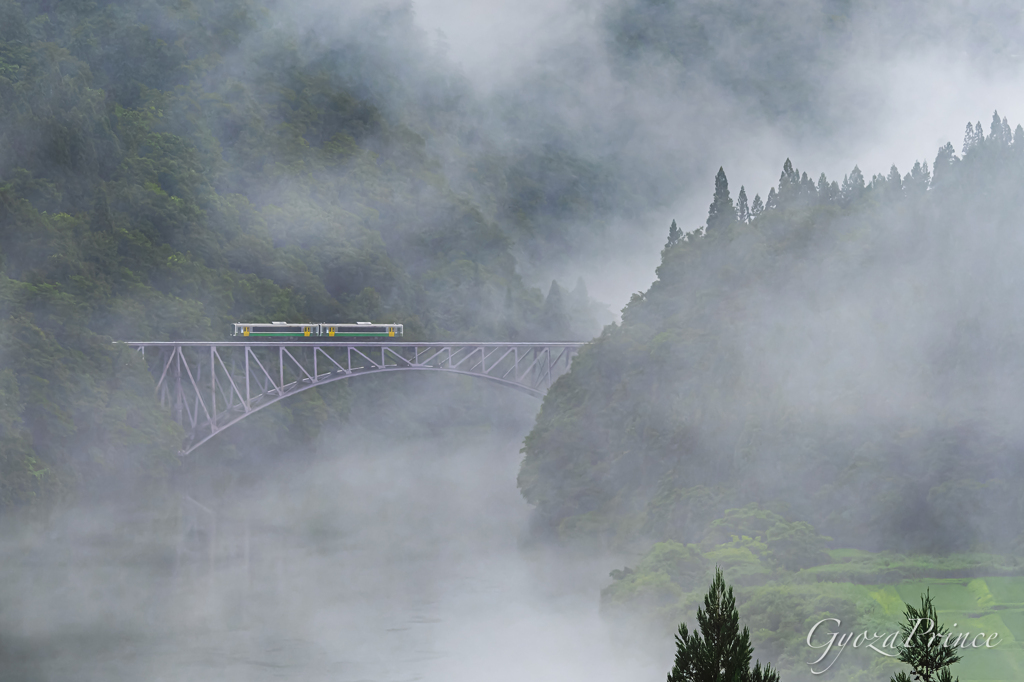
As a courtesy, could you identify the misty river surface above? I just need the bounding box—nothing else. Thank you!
[0,432,662,682]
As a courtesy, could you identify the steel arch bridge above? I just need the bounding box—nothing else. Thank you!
[126,341,584,455]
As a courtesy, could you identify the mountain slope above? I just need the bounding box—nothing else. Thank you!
[520,116,1024,553]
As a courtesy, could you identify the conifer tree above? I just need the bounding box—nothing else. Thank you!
[1015,125,1024,152]
[963,122,975,155]
[890,590,962,682]
[780,158,798,186]
[905,161,930,196]
[843,164,868,199]
[736,187,750,223]
[666,219,683,249]
[848,165,865,193]
[765,187,777,211]
[773,159,799,207]
[886,164,903,199]
[989,111,1004,145]
[816,172,829,200]
[932,143,957,187]
[750,194,764,219]
[840,166,865,203]
[707,167,736,232]
[667,568,779,682]
[782,158,797,179]
[798,171,816,204]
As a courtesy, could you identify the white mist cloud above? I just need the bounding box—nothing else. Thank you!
[409,0,1024,316]
[413,0,600,93]
[0,429,664,681]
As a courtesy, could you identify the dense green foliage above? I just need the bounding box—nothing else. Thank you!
[667,567,778,682]
[0,0,609,507]
[521,113,1024,556]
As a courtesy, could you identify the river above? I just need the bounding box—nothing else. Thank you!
[0,429,664,682]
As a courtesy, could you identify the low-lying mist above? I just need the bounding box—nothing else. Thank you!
[0,421,662,681]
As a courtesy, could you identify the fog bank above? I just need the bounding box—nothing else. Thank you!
[0,430,662,681]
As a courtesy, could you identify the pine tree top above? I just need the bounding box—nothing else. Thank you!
[707,167,736,232]
[667,568,778,682]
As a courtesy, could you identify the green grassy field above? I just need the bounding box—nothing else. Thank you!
[867,578,1024,681]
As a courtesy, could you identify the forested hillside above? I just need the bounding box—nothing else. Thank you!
[0,0,609,508]
[519,116,1024,679]
[521,113,1024,556]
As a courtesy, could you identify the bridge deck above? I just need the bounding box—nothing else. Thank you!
[125,341,585,347]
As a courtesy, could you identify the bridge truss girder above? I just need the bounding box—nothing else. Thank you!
[126,342,582,455]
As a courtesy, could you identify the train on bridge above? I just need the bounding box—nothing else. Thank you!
[232,321,404,339]
[131,334,581,454]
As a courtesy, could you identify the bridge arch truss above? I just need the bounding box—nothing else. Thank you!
[126,342,583,455]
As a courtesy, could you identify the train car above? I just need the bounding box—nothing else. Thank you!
[319,322,403,338]
[231,321,403,339]
[232,321,320,338]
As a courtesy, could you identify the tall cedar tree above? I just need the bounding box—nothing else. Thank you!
[963,122,975,155]
[666,219,683,249]
[890,590,962,682]
[667,568,779,682]
[706,167,736,232]
[750,193,764,218]
[841,165,865,202]
[736,187,750,223]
